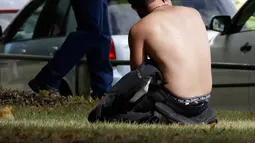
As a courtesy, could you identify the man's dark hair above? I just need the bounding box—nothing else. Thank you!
[128,0,156,8]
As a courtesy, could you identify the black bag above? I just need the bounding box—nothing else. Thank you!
[88,61,217,124]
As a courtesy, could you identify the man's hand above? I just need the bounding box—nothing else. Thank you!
[128,25,145,70]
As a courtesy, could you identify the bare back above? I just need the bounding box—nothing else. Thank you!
[137,6,212,98]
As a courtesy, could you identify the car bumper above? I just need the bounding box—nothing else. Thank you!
[112,67,122,86]
[112,65,131,86]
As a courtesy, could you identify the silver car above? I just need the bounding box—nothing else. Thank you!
[0,0,254,111]
[208,0,255,111]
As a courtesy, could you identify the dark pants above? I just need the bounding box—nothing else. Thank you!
[31,0,113,97]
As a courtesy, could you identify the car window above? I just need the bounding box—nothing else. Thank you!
[11,0,70,42]
[173,0,237,26]
[234,0,247,9]
[0,12,17,31]
[241,12,255,32]
[108,3,140,35]
[12,2,45,41]
[47,0,70,37]
[109,0,237,34]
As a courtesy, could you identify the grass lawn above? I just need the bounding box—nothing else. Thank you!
[0,89,255,142]
[0,104,255,142]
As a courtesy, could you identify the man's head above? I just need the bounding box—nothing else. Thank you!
[128,0,171,18]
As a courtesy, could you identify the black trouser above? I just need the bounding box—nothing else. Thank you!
[133,85,210,117]
[31,0,113,98]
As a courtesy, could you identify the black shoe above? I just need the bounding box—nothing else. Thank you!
[91,92,105,100]
[28,79,60,96]
[28,79,40,93]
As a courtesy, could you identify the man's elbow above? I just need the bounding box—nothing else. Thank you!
[130,65,136,71]
[130,62,141,71]
[130,62,136,70]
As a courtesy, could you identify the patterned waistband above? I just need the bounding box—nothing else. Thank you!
[171,94,211,105]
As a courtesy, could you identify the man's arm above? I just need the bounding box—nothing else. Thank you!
[128,26,144,70]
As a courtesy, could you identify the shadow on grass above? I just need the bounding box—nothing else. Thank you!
[216,110,255,121]
[0,122,255,143]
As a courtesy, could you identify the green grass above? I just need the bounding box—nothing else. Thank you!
[1,102,255,143]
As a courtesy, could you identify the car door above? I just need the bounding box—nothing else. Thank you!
[210,0,255,111]
[0,0,71,91]
[230,1,255,112]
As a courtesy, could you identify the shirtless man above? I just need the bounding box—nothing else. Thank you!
[128,0,212,116]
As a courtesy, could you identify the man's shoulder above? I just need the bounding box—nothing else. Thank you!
[129,17,158,40]
[131,16,154,30]
[129,23,140,38]
[174,6,201,16]
[129,20,144,34]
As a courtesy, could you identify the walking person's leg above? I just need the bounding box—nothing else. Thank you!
[87,37,113,99]
[86,0,113,99]
[29,0,113,97]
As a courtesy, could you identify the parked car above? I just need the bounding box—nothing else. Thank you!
[0,0,254,111]
[208,0,255,111]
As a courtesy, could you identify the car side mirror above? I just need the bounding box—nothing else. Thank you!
[0,25,3,38]
[209,15,231,33]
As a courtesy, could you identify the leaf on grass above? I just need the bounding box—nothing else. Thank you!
[38,106,54,111]
[202,129,208,133]
[210,123,217,129]
[0,105,14,120]
[174,133,180,136]
[39,90,49,95]
[60,133,74,140]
